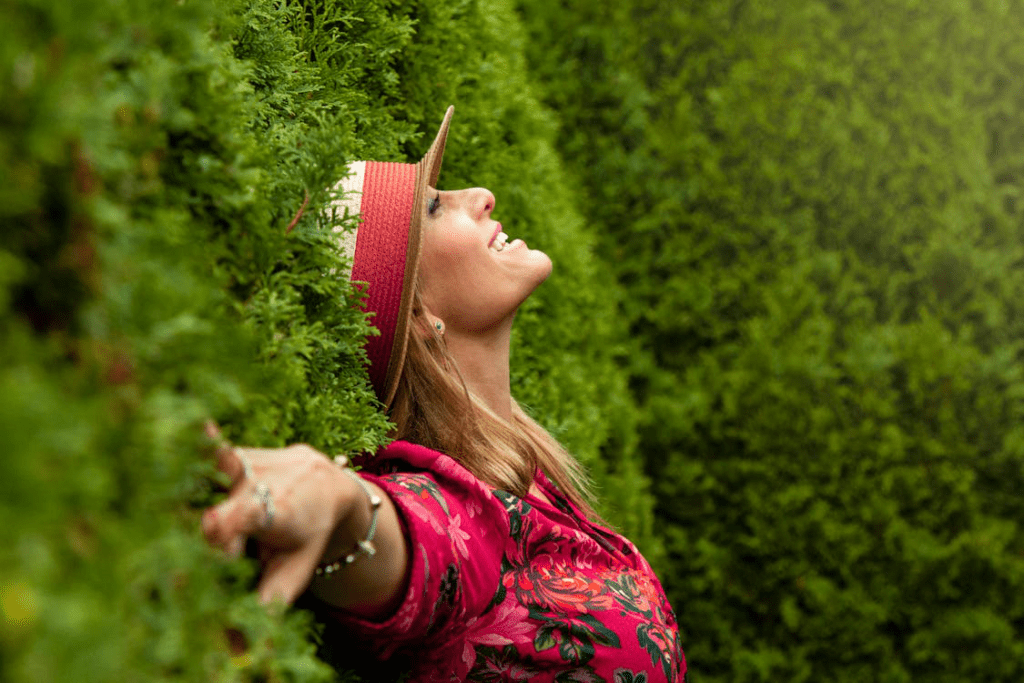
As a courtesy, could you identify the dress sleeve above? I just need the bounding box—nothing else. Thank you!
[315,444,508,661]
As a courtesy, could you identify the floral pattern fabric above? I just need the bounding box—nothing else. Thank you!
[319,441,686,682]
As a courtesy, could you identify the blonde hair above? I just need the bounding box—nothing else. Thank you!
[388,290,599,520]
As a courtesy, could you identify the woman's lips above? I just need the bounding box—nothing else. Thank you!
[488,223,503,247]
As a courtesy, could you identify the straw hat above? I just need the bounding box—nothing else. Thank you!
[331,106,454,408]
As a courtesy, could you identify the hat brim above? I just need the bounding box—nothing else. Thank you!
[380,105,455,407]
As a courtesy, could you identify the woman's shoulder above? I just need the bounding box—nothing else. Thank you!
[362,439,492,492]
[357,440,512,538]
[366,439,458,471]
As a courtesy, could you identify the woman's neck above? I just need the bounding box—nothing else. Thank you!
[444,322,514,422]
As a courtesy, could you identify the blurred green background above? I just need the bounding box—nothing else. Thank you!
[3,0,1024,680]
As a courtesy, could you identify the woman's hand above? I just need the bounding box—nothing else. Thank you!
[200,423,409,614]
[201,423,347,604]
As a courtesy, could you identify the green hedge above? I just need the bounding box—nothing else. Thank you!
[0,0,653,680]
[517,0,1024,680]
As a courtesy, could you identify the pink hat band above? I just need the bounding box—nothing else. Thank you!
[331,107,453,407]
[333,160,418,404]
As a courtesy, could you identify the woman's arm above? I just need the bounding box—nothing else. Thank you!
[308,474,409,618]
[201,425,408,616]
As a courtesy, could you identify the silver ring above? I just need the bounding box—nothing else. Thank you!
[253,481,275,528]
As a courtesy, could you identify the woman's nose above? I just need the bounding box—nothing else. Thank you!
[474,188,495,219]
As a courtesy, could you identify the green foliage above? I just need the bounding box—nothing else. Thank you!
[1,0,649,680]
[517,0,1024,680]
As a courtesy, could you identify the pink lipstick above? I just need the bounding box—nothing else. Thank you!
[488,223,503,247]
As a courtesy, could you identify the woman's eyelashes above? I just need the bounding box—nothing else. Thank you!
[427,192,441,216]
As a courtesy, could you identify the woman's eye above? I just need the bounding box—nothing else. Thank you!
[427,192,441,216]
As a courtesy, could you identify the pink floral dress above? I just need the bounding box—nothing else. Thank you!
[316,441,686,682]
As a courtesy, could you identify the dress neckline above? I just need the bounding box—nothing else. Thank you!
[525,467,572,513]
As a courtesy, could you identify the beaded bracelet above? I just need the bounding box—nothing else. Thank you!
[315,462,382,577]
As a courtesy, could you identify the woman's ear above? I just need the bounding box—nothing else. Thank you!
[419,302,444,337]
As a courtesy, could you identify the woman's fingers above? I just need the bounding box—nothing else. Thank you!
[219,446,249,490]
[205,421,250,487]
[204,420,221,442]
[202,483,266,557]
[258,543,325,606]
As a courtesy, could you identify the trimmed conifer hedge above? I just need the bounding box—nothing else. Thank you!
[517,0,1024,680]
[0,0,653,680]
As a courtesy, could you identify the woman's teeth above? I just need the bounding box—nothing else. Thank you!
[490,232,509,252]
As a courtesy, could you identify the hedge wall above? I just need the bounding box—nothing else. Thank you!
[517,0,1024,680]
[0,0,653,680]
[15,0,1024,680]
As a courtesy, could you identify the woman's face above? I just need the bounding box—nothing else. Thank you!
[418,187,552,333]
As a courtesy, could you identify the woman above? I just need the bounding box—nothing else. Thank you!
[201,107,686,682]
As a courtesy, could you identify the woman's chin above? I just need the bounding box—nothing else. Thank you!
[518,254,554,306]
[526,248,554,283]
